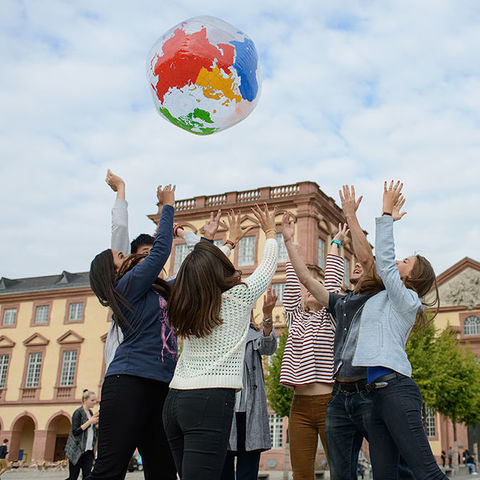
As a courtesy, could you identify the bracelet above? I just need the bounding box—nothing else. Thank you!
[330,239,342,248]
[382,212,392,216]
[173,224,184,236]
[224,239,236,249]
[263,317,273,326]
[264,228,276,235]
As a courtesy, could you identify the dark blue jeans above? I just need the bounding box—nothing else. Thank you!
[325,383,416,480]
[221,412,261,480]
[163,388,235,480]
[369,375,447,480]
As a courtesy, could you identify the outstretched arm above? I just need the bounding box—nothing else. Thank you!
[339,185,374,271]
[282,212,329,306]
[376,181,420,314]
[117,186,175,299]
[252,287,278,355]
[106,169,130,254]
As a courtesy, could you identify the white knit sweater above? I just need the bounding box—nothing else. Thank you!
[170,238,279,390]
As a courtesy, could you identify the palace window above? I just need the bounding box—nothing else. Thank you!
[2,308,16,326]
[276,233,288,263]
[272,283,286,304]
[464,316,480,336]
[424,406,436,437]
[238,237,256,266]
[173,244,190,273]
[213,239,224,249]
[69,303,84,322]
[35,305,49,324]
[269,414,284,448]
[318,238,325,270]
[59,350,78,387]
[25,352,42,388]
[0,354,9,388]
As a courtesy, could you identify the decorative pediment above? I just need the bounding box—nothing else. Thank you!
[0,335,15,348]
[436,269,480,310]
[57,330,84,344]
[23,333,49,346]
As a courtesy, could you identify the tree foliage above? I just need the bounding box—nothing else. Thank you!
[407,323,480,441]
[266,327,293,417]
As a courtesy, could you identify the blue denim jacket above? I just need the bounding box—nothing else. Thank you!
[352,216,422,377]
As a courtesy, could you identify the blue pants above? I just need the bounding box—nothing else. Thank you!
[221,412,262,480]
[325,383,416,480]
[369,375,447,480]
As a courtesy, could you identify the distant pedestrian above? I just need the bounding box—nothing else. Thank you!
[0,439,9,477]
[65,390,98,480]
[448,448,453,468]
[440,451,446,467]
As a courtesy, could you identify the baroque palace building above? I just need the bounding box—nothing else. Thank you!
[0,181,479,469]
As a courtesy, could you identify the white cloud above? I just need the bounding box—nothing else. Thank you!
[0,0,479,278]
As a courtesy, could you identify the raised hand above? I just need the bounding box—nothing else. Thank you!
[333,223,350,244]
[262,286,278,317]
[226,209,255,245]
[158,185,176,207]
[392,194,407,221]
[383,180,403,216]
[339,185,363,217]
[105,169,125,193]
[281,212,295,243]
[203,210,222,240]
[251,203,277,239]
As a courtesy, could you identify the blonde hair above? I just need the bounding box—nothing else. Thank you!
[82,389,95,403]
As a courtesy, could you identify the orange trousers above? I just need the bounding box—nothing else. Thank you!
[289,393,331,480]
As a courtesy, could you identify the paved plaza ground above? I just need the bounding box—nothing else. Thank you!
[0,468,478,480]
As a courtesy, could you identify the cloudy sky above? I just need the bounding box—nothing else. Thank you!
[1,0,479,279]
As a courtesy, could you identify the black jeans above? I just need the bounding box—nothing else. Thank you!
[221,412,262,480]
[369,374,447,480]
[87,374,176,480]
[68,450,94,480]
[325,382,415,480]
[163,388,235,480]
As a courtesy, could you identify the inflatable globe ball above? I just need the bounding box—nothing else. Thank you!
[147,16,262,135]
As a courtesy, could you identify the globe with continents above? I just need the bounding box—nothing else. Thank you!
[147,16,261,135]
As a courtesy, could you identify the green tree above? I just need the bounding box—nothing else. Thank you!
[428,326,480,470]
[265,327,293,479]
[406,321,438,409]
[266,327,293,417]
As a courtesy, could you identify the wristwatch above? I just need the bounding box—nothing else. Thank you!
[263,317,273,326]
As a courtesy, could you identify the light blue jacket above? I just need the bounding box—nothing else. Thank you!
[352,216,422,377]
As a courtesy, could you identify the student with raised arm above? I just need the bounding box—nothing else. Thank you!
[282,189,415,480]
[104,170,224,368]
[280,223,347,480]
[88,185,177,480]
[163,205,279,480]
[352,181,444,480]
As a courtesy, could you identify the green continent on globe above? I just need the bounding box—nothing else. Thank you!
[159,107,218,135]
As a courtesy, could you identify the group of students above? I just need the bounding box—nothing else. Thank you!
[65,172,447,480]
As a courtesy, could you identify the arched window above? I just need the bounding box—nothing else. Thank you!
[464,316,480,335]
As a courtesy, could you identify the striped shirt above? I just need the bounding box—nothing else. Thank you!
[280,255,345,386]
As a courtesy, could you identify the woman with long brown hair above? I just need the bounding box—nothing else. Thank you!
[351,181,444,480]
[87,185,177,480]
[163,205,279,480]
